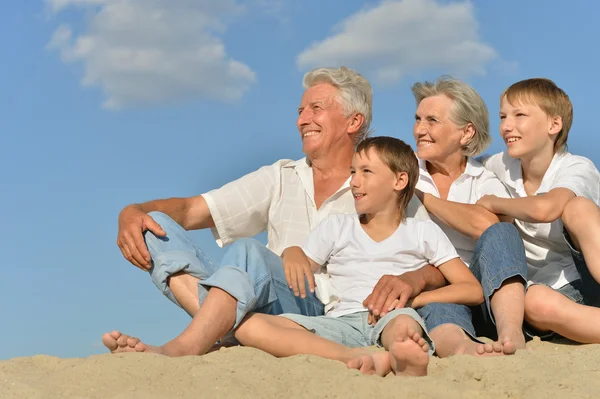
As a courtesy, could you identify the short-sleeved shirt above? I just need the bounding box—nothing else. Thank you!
[484,151,600,289]
[302,214,459,317]
[202,157,429,256]
[416,157,511,266]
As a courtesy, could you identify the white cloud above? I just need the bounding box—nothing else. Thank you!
[297,0,500,84]
[46,0,256,108]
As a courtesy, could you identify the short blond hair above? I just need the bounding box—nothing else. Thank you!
[355,136,418,221]
[502,78,573,153]
[412,76,490,157]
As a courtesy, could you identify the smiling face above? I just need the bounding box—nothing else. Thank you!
[499,96,562,160]
[413,95,473,163]
[296,83,356,158]
[350,148,408,217]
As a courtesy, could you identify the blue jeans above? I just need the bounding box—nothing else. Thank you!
[145,212,324,331]
[417,223,528,340]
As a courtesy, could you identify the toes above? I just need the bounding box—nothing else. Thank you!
[101,333,118,351]
[492,341,503,353]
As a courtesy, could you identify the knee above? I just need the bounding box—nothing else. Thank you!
[562,197,598,229]
[480,222,520,243]
[524,287,559,325]
[475,222,525,258]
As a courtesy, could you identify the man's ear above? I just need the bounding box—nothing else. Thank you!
[460,123,476,146]
[394,171,409,191]
[347,113,365,135]
[548,115,563,137]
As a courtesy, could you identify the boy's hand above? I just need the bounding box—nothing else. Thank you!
[282,247,315,298]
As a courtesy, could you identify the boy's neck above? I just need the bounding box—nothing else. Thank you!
[360,208,402,243]
[520,147,555,192]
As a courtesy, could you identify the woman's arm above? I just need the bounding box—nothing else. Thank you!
[418,190,500,240]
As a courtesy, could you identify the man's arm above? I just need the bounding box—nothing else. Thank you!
[477,188,576,224]
[134,195,215,230]
[117,195,214,270]
[418,191,500,240]
[363,265,447,317]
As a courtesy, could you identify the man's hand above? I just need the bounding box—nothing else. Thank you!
[363,273,423,318]
[117,205,166,270]
[281,247,315,298]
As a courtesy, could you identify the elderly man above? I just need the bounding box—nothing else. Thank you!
[102,66,443,356]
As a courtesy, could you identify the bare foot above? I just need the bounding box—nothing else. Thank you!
[388,324,429,377]
[474,339,516,356]
[347,352,391,377]
[497,329,526,354]
[102,331,161,354]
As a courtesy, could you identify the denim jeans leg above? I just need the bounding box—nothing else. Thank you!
[470,222,528,325]
[145,211,218,309]
[200,238,324,328]
[417,302,479,343]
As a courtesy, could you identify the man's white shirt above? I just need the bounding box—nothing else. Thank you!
[202,157,428,256]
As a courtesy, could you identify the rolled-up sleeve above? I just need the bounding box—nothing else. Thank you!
[202,161,286,247]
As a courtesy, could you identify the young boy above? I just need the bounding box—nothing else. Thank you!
[477,78,600,342]
[233,136,484,377]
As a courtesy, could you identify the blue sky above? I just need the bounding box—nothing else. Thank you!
[2,0,599,360]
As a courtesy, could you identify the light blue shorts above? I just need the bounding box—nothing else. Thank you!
[280,308,434,355]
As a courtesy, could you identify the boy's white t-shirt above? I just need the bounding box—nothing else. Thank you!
[301,214,459,317]
[484,151,600,289]
[416,157,511,266]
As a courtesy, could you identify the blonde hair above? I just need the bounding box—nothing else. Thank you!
[502,78,573,153]
[412,76,490,156]
[303,66,373,142]
[355,136,418,221]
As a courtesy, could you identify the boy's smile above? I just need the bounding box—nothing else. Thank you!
[350,148,407,216]
[499,97,560,160]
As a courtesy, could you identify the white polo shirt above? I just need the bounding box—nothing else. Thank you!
[416,157,511,266]
[203,157,429,256]
[484,151,600,289]
[302,214,459,317]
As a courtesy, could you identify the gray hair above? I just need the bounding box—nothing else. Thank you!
[411,76,490,157]
[303,66,373,142]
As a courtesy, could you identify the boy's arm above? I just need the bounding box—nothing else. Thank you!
[364,264,446,317]
[477,188,576,224]
[412,258,484,307]
[417,191,500,240]
[281,246,322,298]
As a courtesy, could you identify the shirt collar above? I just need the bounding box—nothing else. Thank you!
[418,156,485,179]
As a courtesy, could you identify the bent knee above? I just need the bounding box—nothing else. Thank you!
[562,197,599,227]
[524,286,562,324]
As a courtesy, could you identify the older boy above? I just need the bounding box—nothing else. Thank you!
[479,78,600,342]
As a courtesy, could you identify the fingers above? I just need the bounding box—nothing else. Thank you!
[295,265,306,298]
[367,275,391,312]
[145,216,166,237]
[283,261,294,290]
[305,264,316,294]
[123,233,151,269]
[397,289,412,309]
[117,237,146,271]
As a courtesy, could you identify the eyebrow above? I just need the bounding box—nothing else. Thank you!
[298,100,327,113]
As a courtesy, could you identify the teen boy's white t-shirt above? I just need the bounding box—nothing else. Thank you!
[416,157,511,266]
[301,214,459,318]
[484,151,600,289]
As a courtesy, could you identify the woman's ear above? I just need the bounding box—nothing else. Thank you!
[460,123,476,146]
